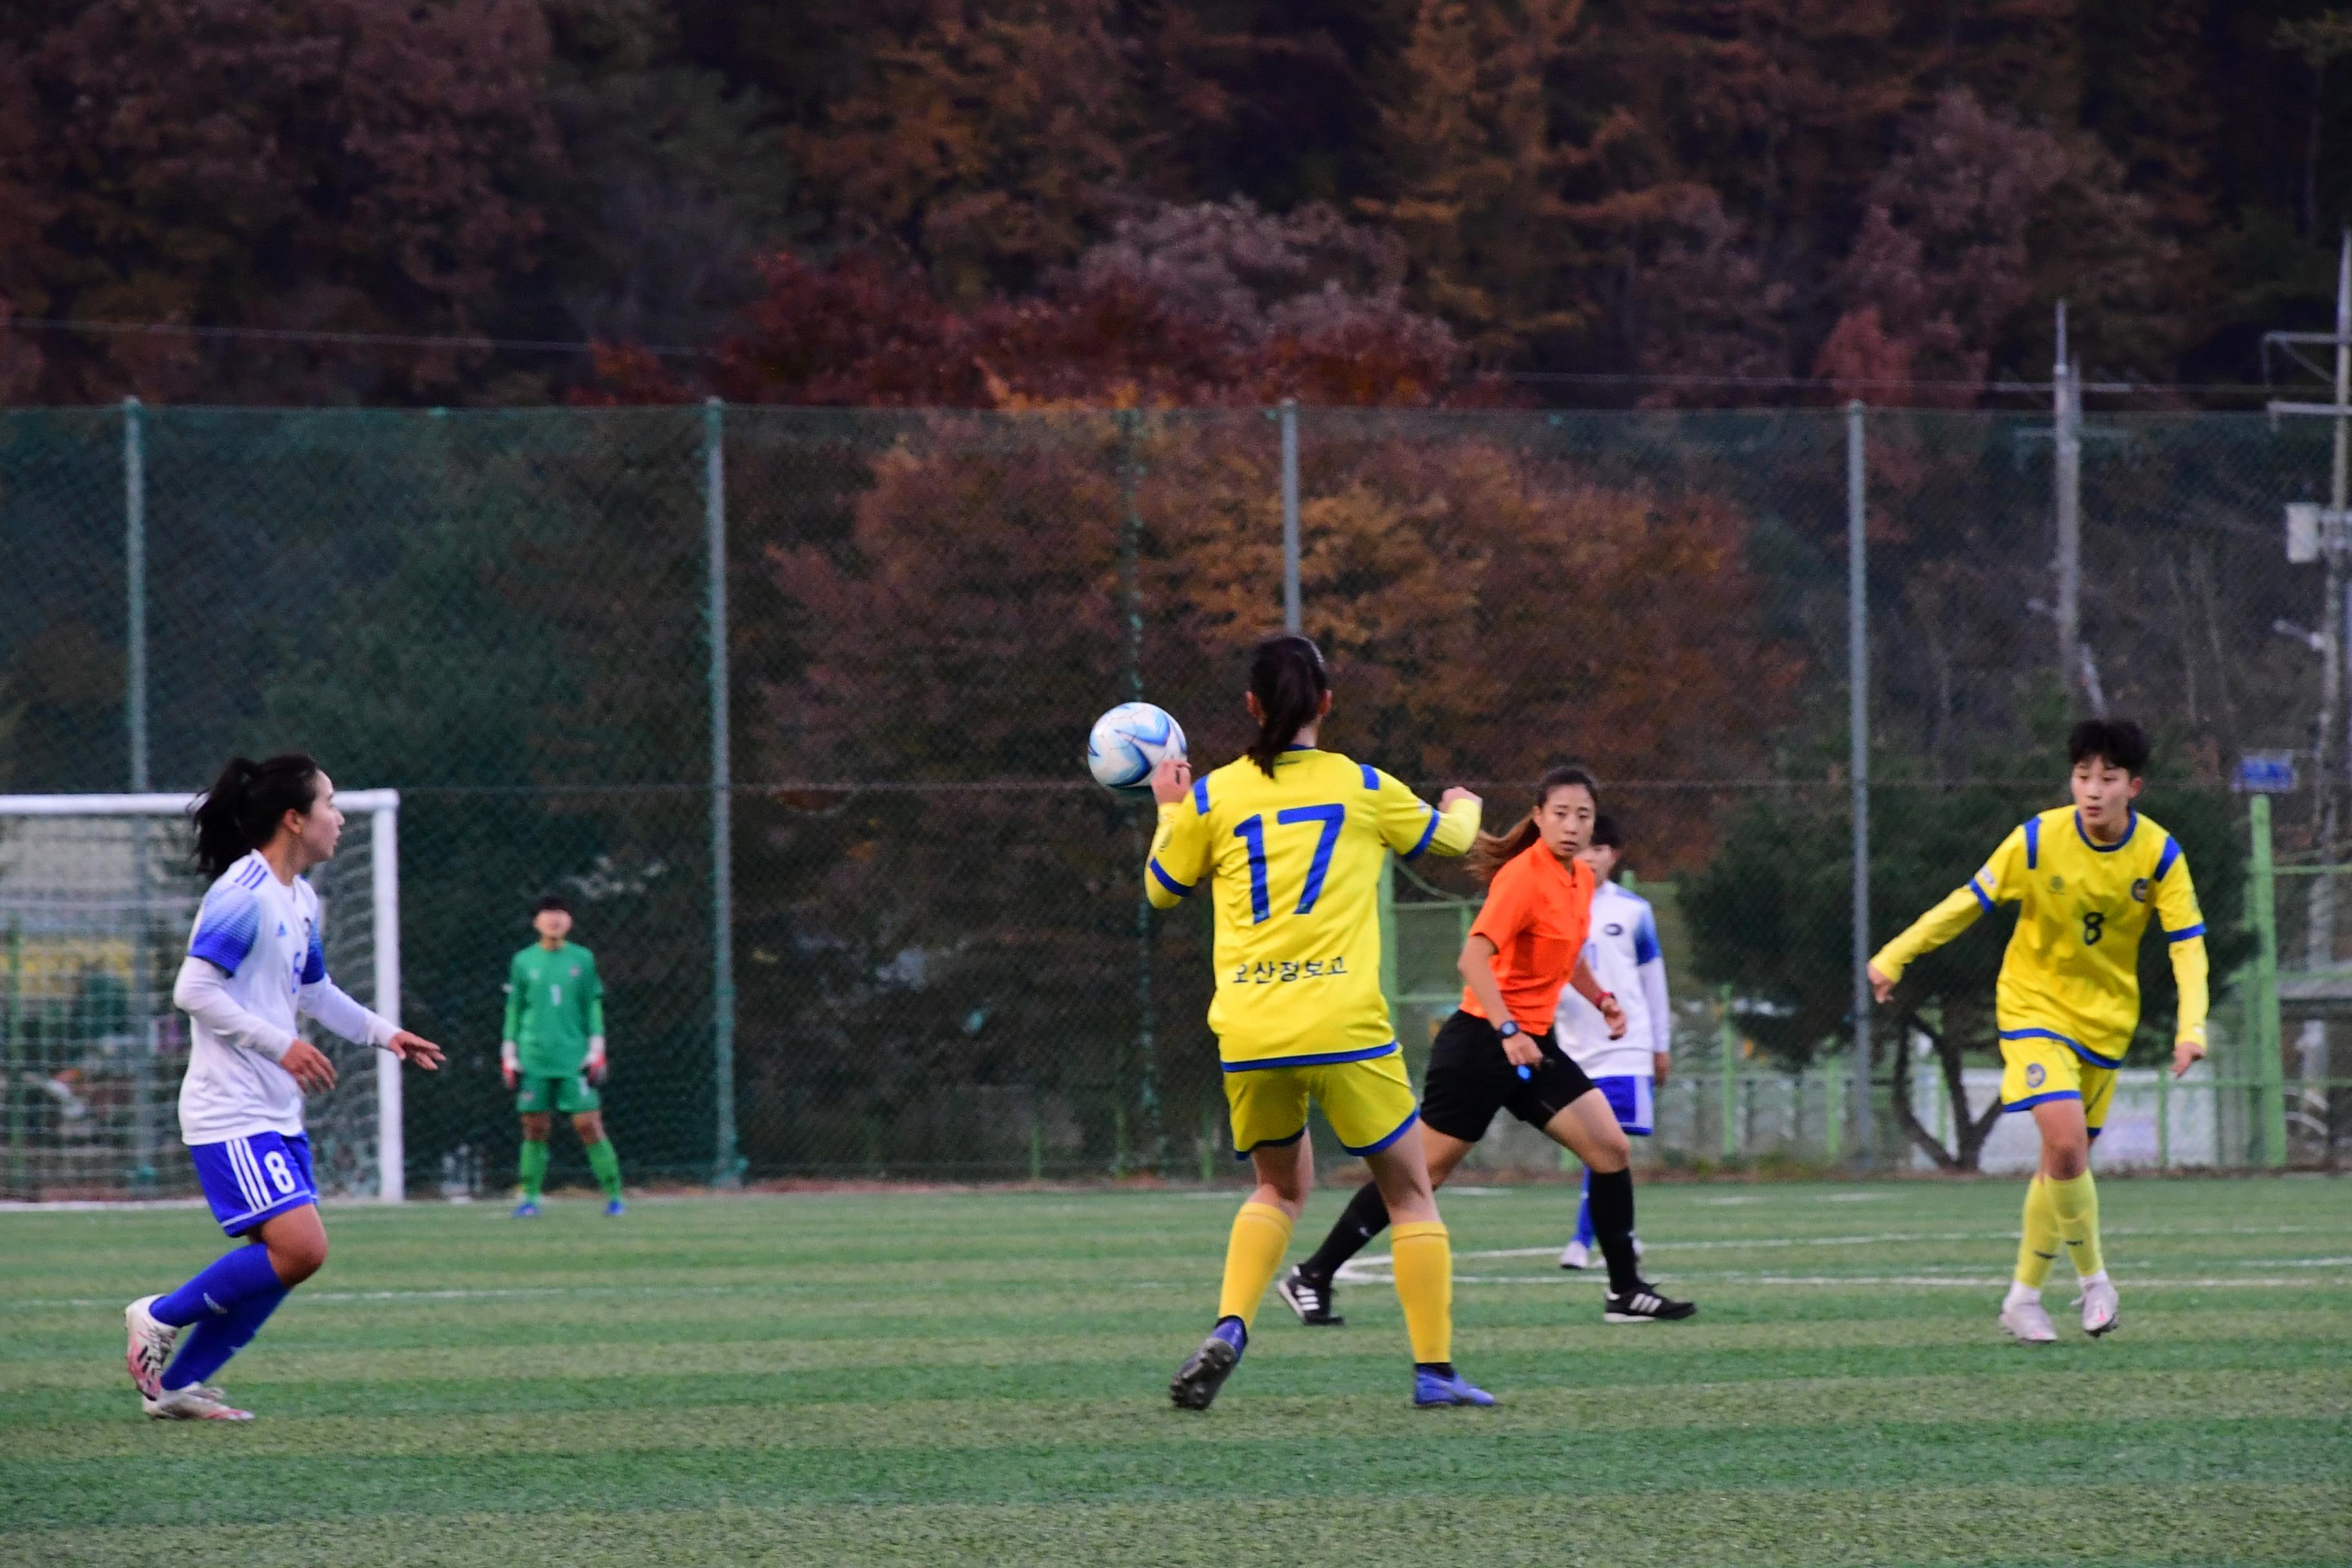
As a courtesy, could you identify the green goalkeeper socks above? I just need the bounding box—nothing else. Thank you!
[519,1139,549,1201]
[585,1137,624,1200]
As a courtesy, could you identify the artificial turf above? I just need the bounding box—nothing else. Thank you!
[3,1175,2347,1566]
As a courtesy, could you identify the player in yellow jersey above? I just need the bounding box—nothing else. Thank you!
[1869,720,2209,1343]
[1146,633,1493,1409]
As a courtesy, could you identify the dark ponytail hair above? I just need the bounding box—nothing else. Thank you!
[1246,633,1331,777]
[191,754,324,877]
[1467,765,1598,883]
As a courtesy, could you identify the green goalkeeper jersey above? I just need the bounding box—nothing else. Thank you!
[504,942,605,1076]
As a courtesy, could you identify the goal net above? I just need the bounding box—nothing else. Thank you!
[0,792,402,1202]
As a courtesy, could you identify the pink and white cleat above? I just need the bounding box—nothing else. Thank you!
[144,1384,253,1421]
[1998,1297,2057,1344]
[2074,1275,2120,1337]
[124,1296,177,1400]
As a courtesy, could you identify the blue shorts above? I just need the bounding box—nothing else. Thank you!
[189,1132,317,1236]
[1591,1074,1654,1136]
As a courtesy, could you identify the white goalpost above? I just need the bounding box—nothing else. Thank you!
[0,790,402,1203]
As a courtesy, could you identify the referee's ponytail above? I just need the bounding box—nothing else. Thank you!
[1468,765,1599,883]
[191,753,323,878]
[1245,633,1330,778]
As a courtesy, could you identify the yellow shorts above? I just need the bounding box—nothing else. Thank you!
[1999,1032,2117,1134]
[1222,1046,1420,1159]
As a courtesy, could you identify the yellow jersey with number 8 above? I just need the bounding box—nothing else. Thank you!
[1146,748,1480,1066]
[1873,806,2208,1065]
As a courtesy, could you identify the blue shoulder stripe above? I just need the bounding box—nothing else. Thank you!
[2155,835,2181,881]
[2023,816,2040,870]
[1191,777,1209,816]
[1360,762,1378,791]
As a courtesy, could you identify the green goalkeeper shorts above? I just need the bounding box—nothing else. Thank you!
[516,1073,600,1115]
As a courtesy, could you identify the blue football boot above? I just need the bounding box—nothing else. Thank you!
[512,1200,541,1219]
[603,1199,626,1217]
[1413,1366,1496,1407]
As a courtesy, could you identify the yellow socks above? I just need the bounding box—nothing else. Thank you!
[2045,1171,2105,1280]
[1216,1201,1295,1329]
[2014,1175,2061,1290]
[1389,1220,1453,1365]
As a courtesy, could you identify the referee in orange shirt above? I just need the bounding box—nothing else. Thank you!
[1280,766,1697,1326]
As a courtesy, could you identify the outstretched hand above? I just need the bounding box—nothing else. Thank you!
[1868,963,1895,1005]
[1438,786,1481,815]
[388,1030,444,1071]
[2171,1037,2204,1080]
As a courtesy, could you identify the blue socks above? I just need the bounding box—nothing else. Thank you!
[1574,1166,1596,1248]
[152,1242,286,1328]
[162,1285,289,1391]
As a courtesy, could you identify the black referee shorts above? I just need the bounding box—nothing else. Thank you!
[1418,1008,1599,1144]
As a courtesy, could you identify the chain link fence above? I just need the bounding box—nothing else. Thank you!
[2,404,2345,1196]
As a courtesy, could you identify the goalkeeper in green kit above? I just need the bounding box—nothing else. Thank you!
[502,895,625,1217]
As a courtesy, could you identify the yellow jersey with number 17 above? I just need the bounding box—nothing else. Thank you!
[1146,747,1480,1066]
[1872,805,2209,1065]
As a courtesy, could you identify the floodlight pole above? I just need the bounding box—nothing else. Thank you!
[1847,399,1873,1166]
[2052,304,2082,707]
[704,398,741,1187]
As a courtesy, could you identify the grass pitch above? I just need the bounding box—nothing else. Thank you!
[3,1175,2347,1567]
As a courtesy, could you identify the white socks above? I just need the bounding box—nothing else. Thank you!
[2004,1280,2041,1308]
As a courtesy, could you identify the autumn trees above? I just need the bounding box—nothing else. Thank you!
[1,2,2347,407]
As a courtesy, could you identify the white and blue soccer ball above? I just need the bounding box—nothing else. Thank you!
[1086,701,1188,796]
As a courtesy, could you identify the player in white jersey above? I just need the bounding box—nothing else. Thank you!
[1555,816,1671,1270]
[121,754,443,1420]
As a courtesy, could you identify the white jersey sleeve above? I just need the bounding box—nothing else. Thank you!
[175,853,389,1146]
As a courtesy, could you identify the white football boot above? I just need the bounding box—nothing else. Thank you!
[1998,1295,2058,1344]
[2074,1274,2120,1337]
[124,1296,177,1400]
[144,1384,254,1421]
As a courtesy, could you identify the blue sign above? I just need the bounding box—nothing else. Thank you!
[2237,752,2298,794]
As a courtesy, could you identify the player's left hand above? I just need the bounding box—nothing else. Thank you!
[585,1054,607,1086]
[2171,1036,2205,1079]
[1598,992,1627,1039]
[387,1030,444,1071]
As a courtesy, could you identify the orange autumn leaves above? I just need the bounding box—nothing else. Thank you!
[761,416,1793,821]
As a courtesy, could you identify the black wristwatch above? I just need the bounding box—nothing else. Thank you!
[1496,1020,1522,1039]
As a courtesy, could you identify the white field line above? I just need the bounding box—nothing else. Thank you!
[1397,1272,2352,1289]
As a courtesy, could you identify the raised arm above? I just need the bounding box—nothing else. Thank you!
[1371,769,1480,861]
[1870,825,2028,1001]
[1144,756,1212,910]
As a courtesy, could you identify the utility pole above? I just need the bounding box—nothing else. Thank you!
[2053,303,2082,705]
[2266,228,2352,1099]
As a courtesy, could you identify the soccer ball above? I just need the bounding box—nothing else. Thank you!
[1086,702,1188,796]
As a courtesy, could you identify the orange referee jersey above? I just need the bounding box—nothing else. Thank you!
[1459,840,1596,1034]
